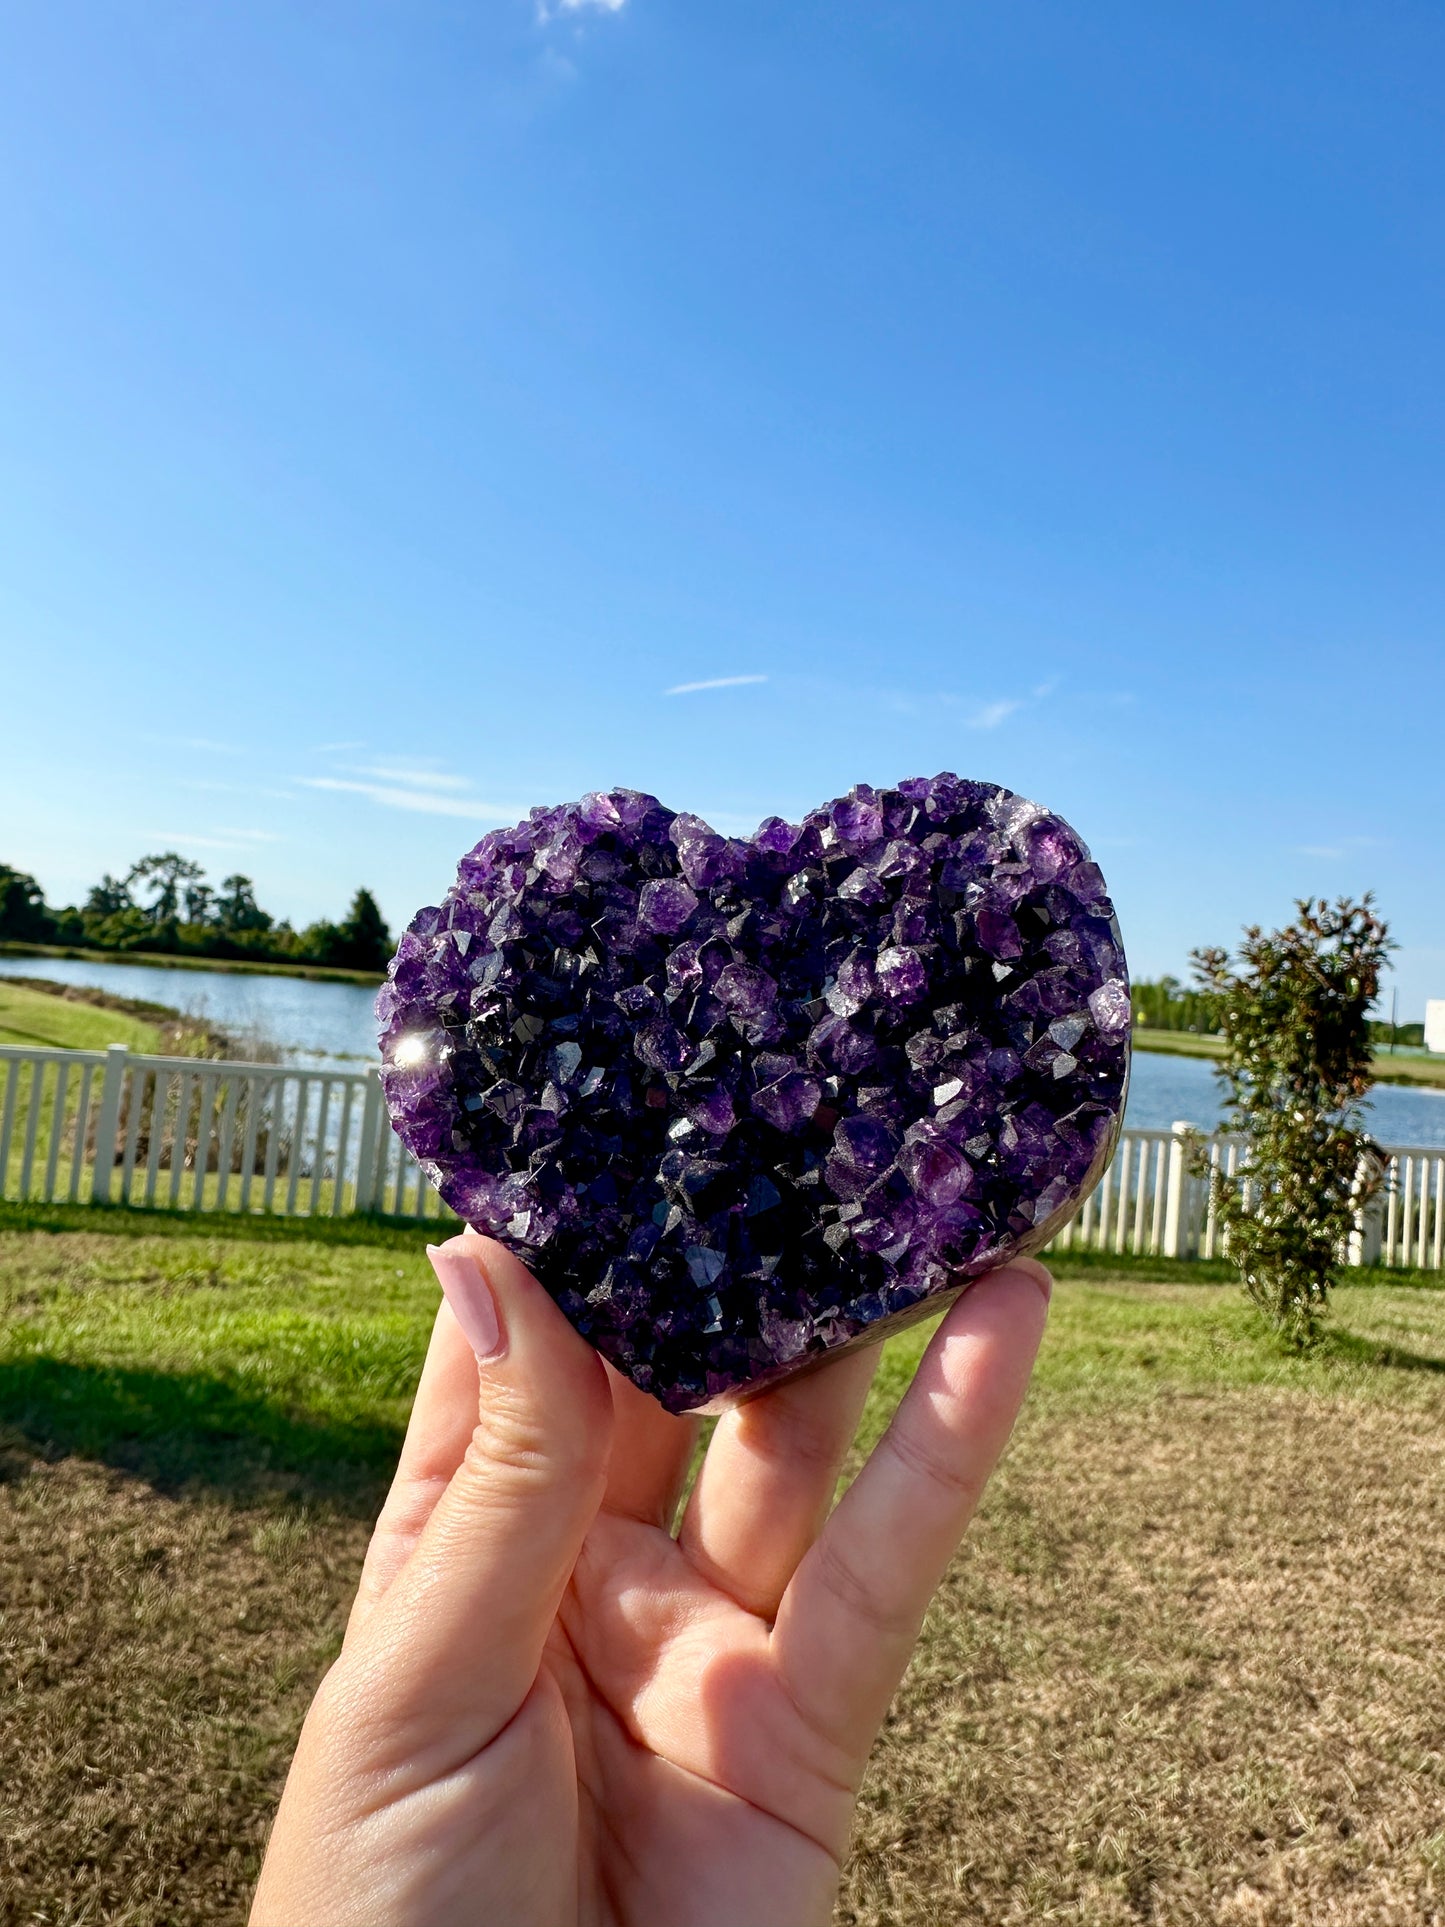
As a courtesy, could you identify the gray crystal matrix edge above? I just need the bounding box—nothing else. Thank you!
[377,775,1131,1414]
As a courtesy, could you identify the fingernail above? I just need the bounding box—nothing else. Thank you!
[1008,1255,1054,1304]
[426,1244,505,1361]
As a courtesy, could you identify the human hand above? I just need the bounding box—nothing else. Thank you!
[251,1230,1050,1927]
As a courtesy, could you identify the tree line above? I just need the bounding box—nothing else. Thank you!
[1128,973,1419,1046]
[0,853,393,973]
[1129,975,1222,1033]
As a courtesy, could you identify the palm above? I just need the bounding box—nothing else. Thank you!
[546,1512,851,1927]
[252,1237,1048,1927]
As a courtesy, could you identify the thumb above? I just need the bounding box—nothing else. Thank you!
[340,1230,613,1778]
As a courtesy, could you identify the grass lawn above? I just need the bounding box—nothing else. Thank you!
[0,976,233,1059]
[1,984,241,1205]
[1,1205,1442,1925]
[1134,1025,1445,1090]
[0,979,174,1054]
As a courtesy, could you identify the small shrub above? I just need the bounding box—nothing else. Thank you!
[1193,897,1391,1347]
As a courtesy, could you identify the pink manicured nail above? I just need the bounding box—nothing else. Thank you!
[426,1244,505,1361]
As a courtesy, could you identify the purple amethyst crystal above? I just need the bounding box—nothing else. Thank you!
[378,777,1130,1413]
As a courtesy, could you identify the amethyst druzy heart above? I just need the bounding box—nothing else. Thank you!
[378,777,1130,1412]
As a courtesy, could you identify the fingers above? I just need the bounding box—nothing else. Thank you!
[339,1232,614,1780]
[677,1343,880,1619]
[601,1360,700,1528]
[344,1294,479,1642]
[771,1261,1050,1761]
[348,1263,696,1643]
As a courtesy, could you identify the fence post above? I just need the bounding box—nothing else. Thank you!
[1348,1151,1388,1268]
[1162,1119,1193,1259]
[89,1044,129,1205]
[1347,1150,1370,1267]
[353,1067,385,1214]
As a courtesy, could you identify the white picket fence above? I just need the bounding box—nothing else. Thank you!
[0,1042,1441,1268]
[1049,1123,1443,1270]
[0,1042,450,1222]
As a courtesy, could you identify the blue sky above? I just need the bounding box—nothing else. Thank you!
[1,1,1442,1013]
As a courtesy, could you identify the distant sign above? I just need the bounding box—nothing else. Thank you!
[1427,1001,1445,1054]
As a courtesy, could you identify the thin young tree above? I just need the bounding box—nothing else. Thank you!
[1192,897,1391,1348]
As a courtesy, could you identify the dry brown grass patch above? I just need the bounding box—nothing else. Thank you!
[841,1390,1445,1925]
[2,1240,1443,1925]
[0,1451,368,1925]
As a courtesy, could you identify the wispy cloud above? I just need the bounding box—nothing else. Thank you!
[537,0,624,20]
[665,674,769,697]
[180,779,297,801]
[1294,835,1385,860]
[873,680,1056,728]
[147,735,243,756]
[344,762,471,792]
[153,828,284,851]
[968,699,1024,730]
[298,776,523,820]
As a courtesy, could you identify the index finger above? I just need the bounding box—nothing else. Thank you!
[345,1295,478,1643]
[769,1261,1050,1761]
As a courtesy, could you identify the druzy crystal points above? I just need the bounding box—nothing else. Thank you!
[377,777,1130,1413]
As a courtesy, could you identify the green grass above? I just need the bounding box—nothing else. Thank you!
[1367,1046,1445,1087]
[1134,1023,1445,1088]
[3,1212,1444,1923]
[864,1270,1445,1456]
[0,1200,1437,1500]
[0,1197,436,1248]
[0,1217,435,1504]
[1132,1025,1227,1060]
[0,979,169,1052]
[0,938,383,986]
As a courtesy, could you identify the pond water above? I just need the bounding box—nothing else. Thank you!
[0,954,380,1072]
[1110,1042,1445,1147]
[4,953,1445,1147]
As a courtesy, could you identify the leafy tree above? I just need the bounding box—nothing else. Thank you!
[338,888,393,970]
[1192,897,1391,1348]
[87,909,162,950]
[295,917,344,964]
[0,864,55,942]
[294,889,393,970]
[84,873,133,918]
[1131,974,1223,1033]
[127,852,205,926]
[215,875,272,934]
[1367,1018,1425,1049]
[59,856,389,972]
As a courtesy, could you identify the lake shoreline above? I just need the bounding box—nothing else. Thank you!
[1132,1025,1445,1091]
[6,952,1433,1088]
[0,940,383,989]
[0,976,230,1058]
